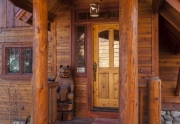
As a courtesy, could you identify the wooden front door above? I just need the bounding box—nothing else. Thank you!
[93,24,119,108]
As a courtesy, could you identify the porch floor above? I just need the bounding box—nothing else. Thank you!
[60,117,118,124]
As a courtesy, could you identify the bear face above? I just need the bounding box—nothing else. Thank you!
[59,65,71,78]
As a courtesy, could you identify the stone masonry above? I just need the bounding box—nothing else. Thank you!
[161,111,180,124]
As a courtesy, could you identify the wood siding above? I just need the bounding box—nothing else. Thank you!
[0,0,29,28]
[0,27,52,123]
[159,35,180,110]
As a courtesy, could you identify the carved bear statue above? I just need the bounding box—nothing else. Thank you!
[55,65,74,104]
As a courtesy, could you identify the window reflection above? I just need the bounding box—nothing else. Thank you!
[7,48,19,73]
[99,30,109,67]
[22,48,33,73]
[76,26,85,73]
[114,30,119,67]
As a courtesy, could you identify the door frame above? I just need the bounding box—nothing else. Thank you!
[86,23,119,112]
[71,4,119,118]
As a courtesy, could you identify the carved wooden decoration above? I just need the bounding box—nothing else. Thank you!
[55,65,74,121]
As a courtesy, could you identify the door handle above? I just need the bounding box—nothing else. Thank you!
[93,62,97,81]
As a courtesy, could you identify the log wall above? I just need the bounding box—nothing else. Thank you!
[0,27,52,124]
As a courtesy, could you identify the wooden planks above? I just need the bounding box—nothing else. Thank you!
[159,22,180,109]
[56,7,71,68]
[0,81,31,124]
[0,0,29,28]
[73,78,87,118]
[138,1,153,87]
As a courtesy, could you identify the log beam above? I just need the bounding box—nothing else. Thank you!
[31,0,48,123]
[148,77,161,124]
[118,0,138,123]
[8,0,56,22]
[152,0,163,14]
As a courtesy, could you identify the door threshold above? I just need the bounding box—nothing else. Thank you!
[92,107,118,112]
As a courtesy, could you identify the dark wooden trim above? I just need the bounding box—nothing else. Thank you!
[72,24,87,78]
[175,67,180,96]
[63,0,74,6]
[8,0,56,22]
[2,44,32,78]
[74,2,119,10]
[152,14,159,76]
[86,23,93,111]
[75,8,119,23]
[152,0,163,14]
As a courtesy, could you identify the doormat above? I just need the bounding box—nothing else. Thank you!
[91,118,118,124]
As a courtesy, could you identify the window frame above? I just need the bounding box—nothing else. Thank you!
[74,24,87,78]
[2,44,33,79]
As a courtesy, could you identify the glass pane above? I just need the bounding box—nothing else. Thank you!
[22,48,33,73]
[76,26,85,73]
[22,48,32,57]
[99,30,109,67]
[114,30,119,67]
[22,58,33,73]
[7,48,19,73]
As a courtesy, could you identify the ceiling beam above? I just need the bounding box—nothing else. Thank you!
[63,0,74,6]
[152,0,163,13]
[166,0,180,13]
[8,0,56,22]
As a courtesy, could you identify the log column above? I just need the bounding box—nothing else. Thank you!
[31,0,48,123]
[148,77,161,124]
[119,0,138,123]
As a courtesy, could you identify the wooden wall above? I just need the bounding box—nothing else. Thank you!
[0,27,32,124]
[0,0,29,28]
[70,0,154,123]
[55,6,71,69]
[0,27,52,123]
[159,36,180,110]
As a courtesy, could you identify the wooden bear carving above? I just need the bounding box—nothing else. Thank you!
[55,65,74,104]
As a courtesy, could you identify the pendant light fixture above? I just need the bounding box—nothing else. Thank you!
[90,0,99,17]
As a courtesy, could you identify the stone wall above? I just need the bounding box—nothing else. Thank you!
[161,111,180,124]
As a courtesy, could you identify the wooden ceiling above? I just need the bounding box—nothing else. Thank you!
[159,0,180,54]
[9,0,72,22]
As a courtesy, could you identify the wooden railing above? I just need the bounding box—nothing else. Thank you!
[48,81,59,124]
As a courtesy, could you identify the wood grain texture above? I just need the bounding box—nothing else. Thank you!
[148,77,161,124]
[119,0,138,123]
[0,0,29,28]
[152,14,159,76]
[31,0,48,123]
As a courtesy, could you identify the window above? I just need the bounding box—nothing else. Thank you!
[76,25,86,73]
[2,44,33,79]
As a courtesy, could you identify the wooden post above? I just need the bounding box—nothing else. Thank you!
[119,0,138,124]
[31,0,48,123]
[148,77,161,124]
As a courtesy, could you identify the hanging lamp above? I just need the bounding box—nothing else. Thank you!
[90,0,99,17]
